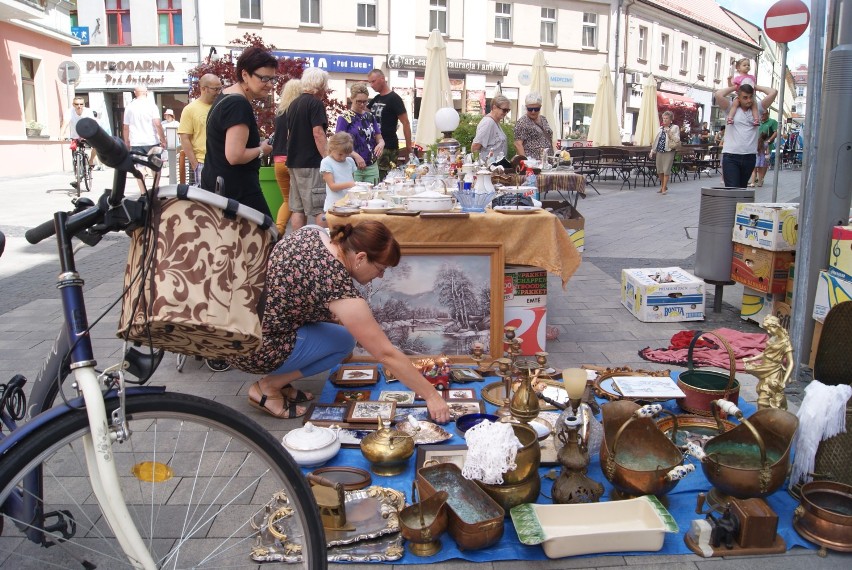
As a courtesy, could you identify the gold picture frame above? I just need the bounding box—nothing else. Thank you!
[349,243,504,364]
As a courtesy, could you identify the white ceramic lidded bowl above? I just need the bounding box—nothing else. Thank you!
[281,422,341,467]
[403,190,454,212]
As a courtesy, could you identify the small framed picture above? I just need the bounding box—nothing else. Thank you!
[303,403,349,427]
[346,400,397,424]
[446,400,485,420]
[393,405,430,424]
[333,389,372,404]
[443,388,476,401]
[379,390,417,405]
[450,368,483,383]
[332,365,379,387]
[415,444,468,472]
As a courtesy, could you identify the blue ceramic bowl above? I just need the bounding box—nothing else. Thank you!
[455,413,499,436]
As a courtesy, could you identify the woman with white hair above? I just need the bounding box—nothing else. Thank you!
[648,110,680,195]
[513,92,553,159]
[471,94,510,160]
[287,67,330,229]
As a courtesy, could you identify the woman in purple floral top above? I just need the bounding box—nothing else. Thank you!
[335,82,384,184]
[232,221,450,423]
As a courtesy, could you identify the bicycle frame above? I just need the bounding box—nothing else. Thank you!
[0,210,158,568]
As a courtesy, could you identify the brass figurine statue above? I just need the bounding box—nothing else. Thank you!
[743,315,794,410]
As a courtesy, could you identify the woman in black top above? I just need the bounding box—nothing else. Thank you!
[201,46,277,216]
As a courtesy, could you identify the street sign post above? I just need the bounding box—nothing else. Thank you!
[57,60,81,85]
[764,0,810,201]
[764,0,811,43]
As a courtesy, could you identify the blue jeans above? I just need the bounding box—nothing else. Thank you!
[722,153,756,188]
[270,322,356,378]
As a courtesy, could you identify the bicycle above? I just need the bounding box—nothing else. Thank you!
[0,118,326,569]
[70,137,93,196]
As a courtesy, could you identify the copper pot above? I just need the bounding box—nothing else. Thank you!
[793,481,852,552]
[600,401,694,498]
[686,400,798,499]
[676,331,741,416]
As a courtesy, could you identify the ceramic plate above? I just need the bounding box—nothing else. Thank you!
[330,207,360,216]
[493,205,542,215]
[360,206,395,214]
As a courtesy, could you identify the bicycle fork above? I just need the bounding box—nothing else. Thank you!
[55,211,156,570]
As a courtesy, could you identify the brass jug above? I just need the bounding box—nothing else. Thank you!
[360,416,415,476]
[509,362,540,423]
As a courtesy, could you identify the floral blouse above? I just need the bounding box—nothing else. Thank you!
[514,114,553,158]
[228,227,362,374]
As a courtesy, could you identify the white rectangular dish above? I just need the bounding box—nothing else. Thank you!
[510,496,677,558]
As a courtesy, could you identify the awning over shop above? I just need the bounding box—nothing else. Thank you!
[657,92,697,108]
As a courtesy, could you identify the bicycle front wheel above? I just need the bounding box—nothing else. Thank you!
[0,392,327,569]
[73,152,85,196]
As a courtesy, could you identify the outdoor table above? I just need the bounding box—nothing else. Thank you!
[306,367,814,564]
[535,170,586,214]
[325,208,581,287]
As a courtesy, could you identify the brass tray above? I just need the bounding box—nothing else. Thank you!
[593,370,672,402]
[481,379,567,411]
[250,486,405,563]
[308,466,372,491]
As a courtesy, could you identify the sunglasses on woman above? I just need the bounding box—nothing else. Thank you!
[527,107,541,112]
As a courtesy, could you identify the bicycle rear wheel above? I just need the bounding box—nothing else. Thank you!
[0,392,327,569]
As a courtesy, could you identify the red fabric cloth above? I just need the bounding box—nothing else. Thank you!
[639,328,768,372]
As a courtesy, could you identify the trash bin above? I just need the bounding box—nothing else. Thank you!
[694,187,755,282]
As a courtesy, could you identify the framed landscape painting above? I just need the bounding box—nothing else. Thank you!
[350,243,504,363]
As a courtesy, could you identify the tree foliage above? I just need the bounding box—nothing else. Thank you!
[185,33,347,139]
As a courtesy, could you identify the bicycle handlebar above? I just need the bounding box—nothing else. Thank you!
[76,118,129,170]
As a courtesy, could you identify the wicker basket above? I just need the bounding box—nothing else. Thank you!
[812,400,852,486]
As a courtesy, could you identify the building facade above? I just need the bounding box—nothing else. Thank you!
[1,0,78,177]
[12,0,795,178]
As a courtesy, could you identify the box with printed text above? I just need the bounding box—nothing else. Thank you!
[541,200,585,253]
[828,225,852,282]
[732,203,799,251]
[813,270,852,324]
[731,243,794,294]
[621,267,705,322]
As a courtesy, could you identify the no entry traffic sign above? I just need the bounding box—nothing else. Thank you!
[764,0,810,43]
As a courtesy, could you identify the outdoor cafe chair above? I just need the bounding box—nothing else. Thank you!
[570,147,601,195]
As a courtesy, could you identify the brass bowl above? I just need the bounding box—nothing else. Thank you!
[503,423,541,484]
[476,473,541,513]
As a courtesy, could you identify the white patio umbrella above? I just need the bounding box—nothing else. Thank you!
[415,29,453,148]
[633,74,659,146]
[529,49,556,146]
[587,63,621,146]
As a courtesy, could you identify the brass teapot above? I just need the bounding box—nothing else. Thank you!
[360,416,415,476]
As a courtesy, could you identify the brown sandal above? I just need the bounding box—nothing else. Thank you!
[280,385,314,404]
[248,382,306,419]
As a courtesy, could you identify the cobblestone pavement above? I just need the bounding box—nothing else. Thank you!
[0,166,848,568]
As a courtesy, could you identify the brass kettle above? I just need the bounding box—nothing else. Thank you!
[360,416,415,476]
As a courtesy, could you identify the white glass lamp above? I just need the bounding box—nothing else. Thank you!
[435,107,460,163]
[562,368,587,413]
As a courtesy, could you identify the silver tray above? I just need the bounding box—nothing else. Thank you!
[250,486,405,564]
[397,420,453,444]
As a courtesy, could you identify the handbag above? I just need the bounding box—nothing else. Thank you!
[117,185,277,358]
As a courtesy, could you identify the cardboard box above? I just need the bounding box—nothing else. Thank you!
[504,265,547,308]
[621,267,705,322]
[786,261,795,304]
[740,287,780,325]
[808,321,823,369]
[541,200,585,253]
[813,270,852,323]
[504,305,547,355]
[828,225,852,281]
[731,243,794,294]
[773,301,792,332]
[732,203,799,251]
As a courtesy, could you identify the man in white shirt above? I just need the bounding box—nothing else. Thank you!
[61,96,98,168]
[123,85,166,154]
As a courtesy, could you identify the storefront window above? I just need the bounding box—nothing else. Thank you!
[106,0,132,45]
[570,103,593,138]
[157,0,183,45]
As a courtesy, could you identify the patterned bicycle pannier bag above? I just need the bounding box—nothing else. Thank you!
[117,185,277,358]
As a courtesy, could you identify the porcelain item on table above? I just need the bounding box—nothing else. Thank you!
[493,205,542,215]
[366,198,390,209]
[402,190,454,212]
[281,422,341,467]
[474,168,496,194]
[510,496,678,558]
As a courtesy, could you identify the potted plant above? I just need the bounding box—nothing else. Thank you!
[26,120,44,137]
